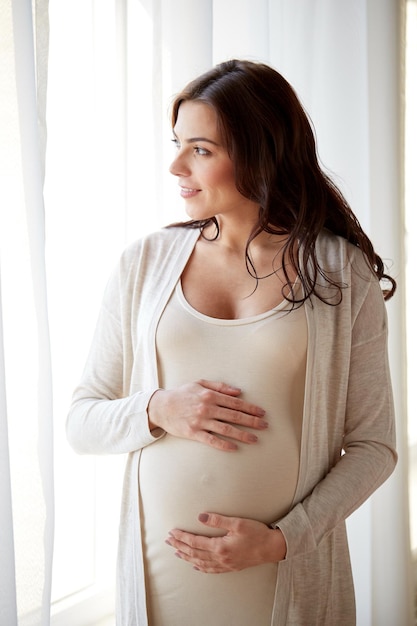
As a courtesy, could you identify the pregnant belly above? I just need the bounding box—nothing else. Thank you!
[139,425,299,538]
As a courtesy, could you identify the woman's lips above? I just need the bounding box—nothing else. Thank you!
[180,186,201,198]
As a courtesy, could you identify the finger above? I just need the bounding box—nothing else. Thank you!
[194,429,239,451]
[196,383,267,428]
[167,529,214,552]
[192,419,262,449]
[214,393,267,420]
[205,419,260,444]
[193,564,228,574]
[173,544,239,574]
[190,417,264,450]
[175,550,229,574]
[210,404,269,431]
[197,379,242,396]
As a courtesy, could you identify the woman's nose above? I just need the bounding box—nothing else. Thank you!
[169,151,190,177]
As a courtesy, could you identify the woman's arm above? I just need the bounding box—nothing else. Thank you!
[272,277,397,559]
[66,285,163,455]
[67,264,268,455]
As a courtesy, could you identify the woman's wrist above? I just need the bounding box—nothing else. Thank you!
[147,389,165,431]
[267,526,287,562]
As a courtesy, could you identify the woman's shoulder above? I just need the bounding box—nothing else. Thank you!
[315,229,385,314]
[316,229,374,276]
[316,228,357,256]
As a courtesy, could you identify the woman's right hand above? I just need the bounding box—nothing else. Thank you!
[147,379,268,451]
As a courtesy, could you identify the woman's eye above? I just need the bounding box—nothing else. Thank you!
[194,146,210,156]
[170,140,210,156]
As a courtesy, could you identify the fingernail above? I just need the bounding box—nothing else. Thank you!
[198,513,209,523]
[259,420,269,429]
[248,434,258,442]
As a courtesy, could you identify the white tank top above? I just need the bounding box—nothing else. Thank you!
[139,281,307,625]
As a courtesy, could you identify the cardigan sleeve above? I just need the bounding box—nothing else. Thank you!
[66,255,163,456]
[275,274,397,559]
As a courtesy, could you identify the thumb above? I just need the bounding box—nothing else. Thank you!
[198,512,237,530]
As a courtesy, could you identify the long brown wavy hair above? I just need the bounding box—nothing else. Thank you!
[169,59,396,303]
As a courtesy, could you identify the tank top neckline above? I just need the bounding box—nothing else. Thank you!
[175,280,294,326]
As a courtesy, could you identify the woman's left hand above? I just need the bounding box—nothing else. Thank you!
[165,512,287,573]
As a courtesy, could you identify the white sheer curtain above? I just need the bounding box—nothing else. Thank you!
[1,0,413,624]
[0,1,53,625]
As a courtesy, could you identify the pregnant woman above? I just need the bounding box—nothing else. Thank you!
[67,59,397,625]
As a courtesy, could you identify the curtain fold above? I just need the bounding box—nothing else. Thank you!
[0,1,53,624]
[0,280,18,626]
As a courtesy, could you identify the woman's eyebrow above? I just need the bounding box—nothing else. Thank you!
[186,136,220,145]
[172,131,220,146]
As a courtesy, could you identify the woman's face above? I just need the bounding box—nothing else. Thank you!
[170,101,258,222]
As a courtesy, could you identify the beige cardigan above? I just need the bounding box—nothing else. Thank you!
[67,226,397,625]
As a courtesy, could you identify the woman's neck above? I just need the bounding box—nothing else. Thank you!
[205,217,287,257]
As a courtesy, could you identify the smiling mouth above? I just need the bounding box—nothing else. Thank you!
[180,187,200,197]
